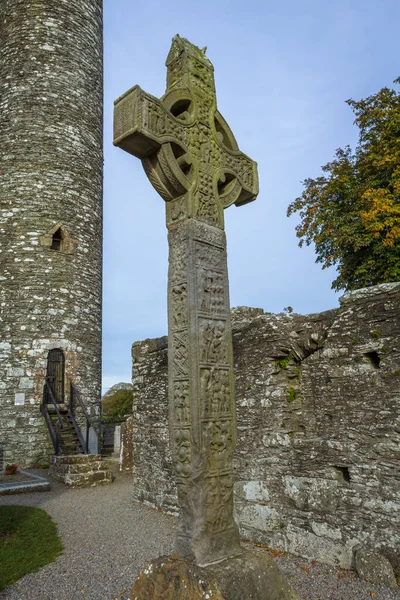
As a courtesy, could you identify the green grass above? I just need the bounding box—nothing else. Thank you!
[275,354,292,369]
[0,505,63,591]
[287,387,297,403]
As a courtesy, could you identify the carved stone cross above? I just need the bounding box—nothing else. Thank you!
[114,35,258,566]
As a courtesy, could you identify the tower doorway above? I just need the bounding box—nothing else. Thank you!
[46,349,65,403]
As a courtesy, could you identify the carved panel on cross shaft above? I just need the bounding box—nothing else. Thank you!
[173,380,190,424]
[189,57,214,90]
[199,319,228,364]
[200,368,231,418]
[176,482,194,535]
[202,420,234,474]
[171,284,188,329]
[167,196,187,225]
[190,125,219,165]
[169,229,187,285]
[193,89,214,125]
[192,220,225,248]
[195,241,224,270]
[172,331,188,377]
[204,472,234,534]
[198,170,214,195]
[197,268,225,313]
[194,190,220,226]
[173,427,191,478]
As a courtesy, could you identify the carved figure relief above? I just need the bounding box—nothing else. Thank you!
[192,57,214,88]
[202,419,234,473]
[204,471,234,534]
[168,196,187,223]
[199,319,227,363]
[176,482,195,536]
[171,284,188,329]
[195,190,220,225]
[173,427,191,477]
[174,380,190,423]
[200,368,230,418]
[169,230,187,285]
[172,332,188,377]
[195,242,224,270]
[197,268,225,313]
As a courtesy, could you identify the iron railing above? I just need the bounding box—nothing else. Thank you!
[40,381,63,455]
[41,378,91,455]
[70,382,91,454]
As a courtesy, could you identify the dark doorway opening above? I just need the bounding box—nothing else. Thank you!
[46,349,65,403]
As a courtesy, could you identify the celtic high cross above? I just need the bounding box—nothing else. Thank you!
[114,35,258,566]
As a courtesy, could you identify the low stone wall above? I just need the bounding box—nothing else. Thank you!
[129,283,400,574]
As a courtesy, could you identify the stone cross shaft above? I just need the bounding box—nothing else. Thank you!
[114,35,258,566]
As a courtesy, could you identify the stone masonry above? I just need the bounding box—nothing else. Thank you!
[128,282,400,574]
[0,0,103,467]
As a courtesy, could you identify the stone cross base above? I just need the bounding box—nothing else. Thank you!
[130,552,302,600]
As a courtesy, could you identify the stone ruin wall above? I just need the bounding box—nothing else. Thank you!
[0,0,103,467]
[128,282,400,573]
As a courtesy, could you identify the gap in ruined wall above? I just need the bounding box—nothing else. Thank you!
[365,351,380,369]
[334,466,351,483]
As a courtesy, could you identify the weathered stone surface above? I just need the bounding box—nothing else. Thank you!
[130,556,225,600]
[128,282,400,574]
[120,417,134,472]
[0,0,103,467]
[114,35,258,566]
[354,548,398,588]
[130,552,301,600]
[49,454,112,487]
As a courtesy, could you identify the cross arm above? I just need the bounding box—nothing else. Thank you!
[217,146,259,209]
[113,85,188,158]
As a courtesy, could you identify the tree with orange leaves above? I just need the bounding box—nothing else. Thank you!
[287,78,400,291]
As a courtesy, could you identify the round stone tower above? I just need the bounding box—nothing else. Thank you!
[0,0,103,467]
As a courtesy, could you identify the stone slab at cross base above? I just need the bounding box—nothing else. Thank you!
[130,552,301,600]
[355,549,398,588]
[49,454,113,487]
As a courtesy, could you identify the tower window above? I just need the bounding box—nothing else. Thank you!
[51,227,63,251]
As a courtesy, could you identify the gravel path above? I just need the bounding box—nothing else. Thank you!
[1,470,399,600]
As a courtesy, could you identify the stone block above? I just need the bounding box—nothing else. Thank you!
[130,552,301,600]
[354,548,398,588]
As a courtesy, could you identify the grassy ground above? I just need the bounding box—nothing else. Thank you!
[0,505,63,591]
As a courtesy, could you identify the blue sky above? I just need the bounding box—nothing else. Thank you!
[102,0,399,392]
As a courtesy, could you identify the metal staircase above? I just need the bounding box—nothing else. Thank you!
[41,377,112,487]
[40,379,90,456]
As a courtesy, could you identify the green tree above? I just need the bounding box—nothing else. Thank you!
[287,78,400,291]
[101,388,133,420]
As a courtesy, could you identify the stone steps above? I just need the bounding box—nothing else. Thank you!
[46,406,85,454]
[49,454,113,488]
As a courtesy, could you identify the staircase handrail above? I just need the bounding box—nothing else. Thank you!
[70,382,91,453]
[66,406,88,454]
[40,387,61,455]
[44,379,65,427]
